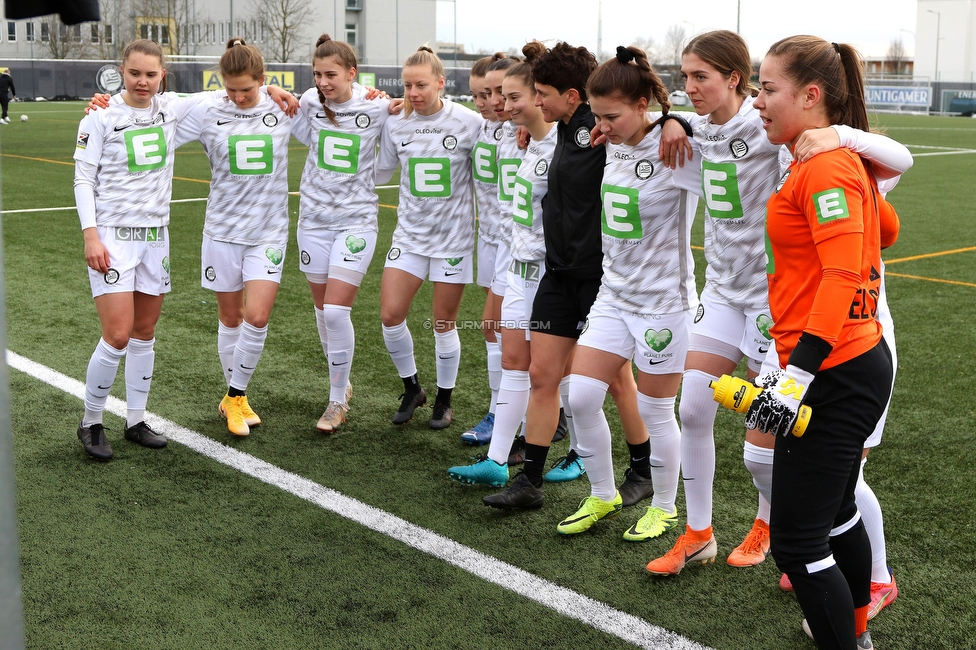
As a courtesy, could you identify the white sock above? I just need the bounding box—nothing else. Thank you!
[856,458,891,583]
[679,369,720,530]
[568,374,613,501]
[314,306,329,360]
[743,441,774,522]
[433,328,461,390]
[487,369,530,465]
[560,375,578,452]
[83,338,126,426]
[217,321,241,386]
[124,337,155,427]
[486,340,502,413]
[324,304,354,404]
[639,392,681,513]
[382,321,417,378]
[230,321,267,392]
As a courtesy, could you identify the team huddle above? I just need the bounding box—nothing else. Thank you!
[73,29,912,650]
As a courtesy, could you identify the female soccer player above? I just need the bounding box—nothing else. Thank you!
[174,39,293,437]
[290,34,391,433]
[749,35,900,650]
[375,46,483,429]
[555,46,701,539]
[448,42,556,486]
[73,39,182,458]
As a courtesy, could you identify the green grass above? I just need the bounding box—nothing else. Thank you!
[3,102,976,649]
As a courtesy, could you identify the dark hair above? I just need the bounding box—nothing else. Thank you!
[766,36,869,132]
[587,45,671,114]
[683,30,756,98]
[505,41,545,88]
[530,41,597,100]
[220,37,265,80]
[313,34,359,126]
[486,51,522,73]
[402,45,444,117]
[121,39,167,93]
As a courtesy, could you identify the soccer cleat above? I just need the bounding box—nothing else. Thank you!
[316,401,349,433]
[726,518,770,567]
[557,492,623,535]
[77,421,113,460]
[448,455,509,486]
[392,388,426,425]
[430,402,453,429]
[617,467,654,507]
[543,449,586,482]
[346,382,353,404]
[622,506,678,542]
[868,569,898,620]
[123,421,167,449]
[645,525,717,576]
[551,408,568,442]
[460,412,494,445]
[482,471,544,509]
[219,394,250,436]
[778,573,793,591]
[240,396,261,428]
[856,630,874,650]
[508,435,526,466]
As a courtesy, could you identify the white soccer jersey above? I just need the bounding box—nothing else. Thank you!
[472,118,503,244]
[292,87,390,232]
[73,92,185,227]
[510,125,555,264]
[598,125,700,314]
[376,99,483,257]
[176,92,291,246]
[691,95,784,311]
[495,119,523,247]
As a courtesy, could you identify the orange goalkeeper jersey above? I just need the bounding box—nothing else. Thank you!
[764,148,898,371]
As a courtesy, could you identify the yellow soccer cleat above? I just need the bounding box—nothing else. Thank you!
[219,394,250,437]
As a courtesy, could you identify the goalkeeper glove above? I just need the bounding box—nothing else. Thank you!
[745,365,815,437]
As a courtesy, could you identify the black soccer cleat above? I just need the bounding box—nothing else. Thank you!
[393,388,427,425]
[123,420,168,449]
[77,421,113,460]
[482,471,544,509]
[618,467,654,507]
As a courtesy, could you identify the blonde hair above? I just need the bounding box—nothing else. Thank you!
[401,45,444,117]
[220,37,265,80]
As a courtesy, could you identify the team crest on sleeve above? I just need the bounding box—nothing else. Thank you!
[575,126,591,148]
[635,159,654,180]
[387,247,401,260]
[263,113,278,127]
[355,113,371,128]
[300,250,311,265]
[442,135,458,151]
[729,138,748,159]
[205,266,217,282]
[77,132,90,149]
[493,126,503,141]
[535,159,549,176]
[774,169,791,193]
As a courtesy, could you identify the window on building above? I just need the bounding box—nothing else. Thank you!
[40,22,49,42]
[346,0,363,9]
[26,22,35,42]
[72,24,82,42]
[105,24,113,44]
[260,20,268,42]
[345,23,357,47]
[91,23,99,43]
[7,22,16,42]
[160,25,169,45]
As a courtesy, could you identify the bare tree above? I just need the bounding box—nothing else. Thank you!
[132,0,198,56]
[663,24,688,66]
[886,37,907,75]
[630,36,661,65]
[40,14,83,59]
[252,0,313,62]
[93,0,133,60]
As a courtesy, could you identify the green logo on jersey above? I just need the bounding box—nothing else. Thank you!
[125,127,167,172]
[813,188,850,224]
[644,328,673,352]
[512,176,534,226]
[408,158,451,197]
[446,257,463,266]
[265,247,283,265]
[756,314,773,339]
[228,135,273,175]
[161,256,170,274]
[701,160,744,219]
[318,130,362,174]
[601,185,643,239]
[498,158,521,202]
[471,142,498,183]
[764,210,776,274]
[345,235,367,254]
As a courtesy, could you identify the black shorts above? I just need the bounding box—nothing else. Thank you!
[529,271,602,340]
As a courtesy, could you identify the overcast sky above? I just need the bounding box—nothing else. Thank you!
[434,0,920,61]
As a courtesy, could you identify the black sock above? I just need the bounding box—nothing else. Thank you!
[228,387,245,398]
[628,439,652,478]
[522,443,550,487]
[435,387,453,406]
[402,374,420,395]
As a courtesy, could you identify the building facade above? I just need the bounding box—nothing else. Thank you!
[915,0,976,81]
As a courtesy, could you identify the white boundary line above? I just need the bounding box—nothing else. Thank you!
[7,350,711,650]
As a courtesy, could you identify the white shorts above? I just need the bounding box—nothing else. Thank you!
[477,237,499,289]
[579,299,692,375]
[691,285,772,372]
[89,225,171,297]
[202,236,286,292]
[384,247,474,284]
[500,259,545,340]
[491,242,513,296]
[298,227,377,286]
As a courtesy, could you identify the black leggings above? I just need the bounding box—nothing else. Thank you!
[0,95,9,120]
[770,339,892,650]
